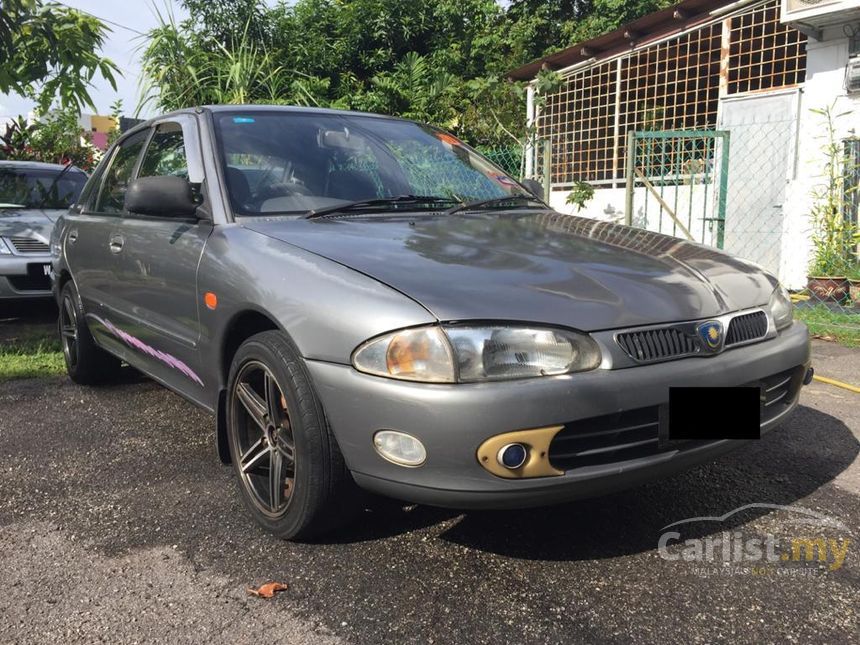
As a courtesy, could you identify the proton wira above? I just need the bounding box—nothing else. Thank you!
[51,107,811,539]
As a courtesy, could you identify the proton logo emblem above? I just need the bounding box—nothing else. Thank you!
[697,320,724,353]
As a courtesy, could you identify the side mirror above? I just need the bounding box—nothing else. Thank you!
[520,178,545,200]
[125,176,199,218]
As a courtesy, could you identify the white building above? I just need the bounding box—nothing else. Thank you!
[509,0,860,289]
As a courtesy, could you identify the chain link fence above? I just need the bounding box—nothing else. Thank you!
[477,145,523,179]
[476,139,551,199]
[711,119,858,347]
[625,121,859,345]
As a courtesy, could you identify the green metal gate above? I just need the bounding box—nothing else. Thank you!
[624,130,730,249]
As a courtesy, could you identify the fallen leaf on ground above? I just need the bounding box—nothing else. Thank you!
[246,581,288,599]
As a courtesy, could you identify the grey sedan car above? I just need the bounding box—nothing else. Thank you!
[52,106,811,539]
[1,160,87,298]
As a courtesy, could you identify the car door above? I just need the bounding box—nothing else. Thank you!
[108,116,213,399]
[64,129,149,352]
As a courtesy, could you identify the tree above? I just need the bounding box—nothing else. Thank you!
[0,0,119,112]
[0,108,97,171]
[138,0,677,147]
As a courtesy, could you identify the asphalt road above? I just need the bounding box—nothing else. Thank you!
[0,329,858,643]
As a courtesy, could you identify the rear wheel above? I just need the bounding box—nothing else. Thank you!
[58,281,122,385]
[226,330,359,540]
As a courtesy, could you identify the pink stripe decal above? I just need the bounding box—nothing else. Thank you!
[91,315,205,387]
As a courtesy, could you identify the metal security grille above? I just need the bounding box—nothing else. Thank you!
[536,0,806,190]
[618,22,722,174]
[543,60,617,185]
[727,0,807,95]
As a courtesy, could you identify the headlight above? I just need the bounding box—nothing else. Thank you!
[768,284,793,331]
[352,324,601,383]
[0,238,11,255]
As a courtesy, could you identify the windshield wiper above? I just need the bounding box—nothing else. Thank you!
[304,194,460,219]
[443,194,545,216]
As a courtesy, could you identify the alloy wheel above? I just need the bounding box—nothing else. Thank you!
[60,294,79,369]
[231,360,296,517]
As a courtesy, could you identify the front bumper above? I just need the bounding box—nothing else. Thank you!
[0,254,52,299]
[306,321,811,509]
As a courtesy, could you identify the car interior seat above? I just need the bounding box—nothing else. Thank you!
[326,169,379,201]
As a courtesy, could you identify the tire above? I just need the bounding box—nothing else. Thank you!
[58,281,123,385]
[226,330,360,540]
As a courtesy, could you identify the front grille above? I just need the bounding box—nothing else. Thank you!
[726,311,768,346]
[616,327,698,362]
[8,237,49,254]
[549,406,662,471]
[756,367,802,424]
[616,310,770,363]
[547,365,804,472]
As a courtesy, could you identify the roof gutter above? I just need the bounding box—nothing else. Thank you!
[544,0,771,80]
[709,0,760,17]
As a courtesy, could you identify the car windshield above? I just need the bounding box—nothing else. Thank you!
[212,110,529,216]
[0,166,87,209]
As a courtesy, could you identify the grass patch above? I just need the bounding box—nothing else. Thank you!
[794,304,860,348]
[0,324,65,381]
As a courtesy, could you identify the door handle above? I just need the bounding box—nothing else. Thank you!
[109,234,124,254]
[68,229,78,244]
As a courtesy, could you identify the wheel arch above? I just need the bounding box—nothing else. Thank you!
[54,269,73,304]
[216,308,286,464]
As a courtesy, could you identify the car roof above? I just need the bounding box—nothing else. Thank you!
[204,104,401,119]
[133,104,412,128]
[117,105,430,150]
[0,160,85,172]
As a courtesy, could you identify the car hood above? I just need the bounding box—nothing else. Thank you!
[243,211,776,331]
[0,208,63,241]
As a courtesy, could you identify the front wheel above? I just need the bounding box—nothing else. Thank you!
[226,330,360,540]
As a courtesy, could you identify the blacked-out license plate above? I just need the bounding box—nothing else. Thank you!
[27,263,52,277]
[660,386,760,444]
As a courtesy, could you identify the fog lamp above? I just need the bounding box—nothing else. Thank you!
[497,443,528,469]
[373,430,426,467]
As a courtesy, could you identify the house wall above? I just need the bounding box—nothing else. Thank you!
[781,24,859,288]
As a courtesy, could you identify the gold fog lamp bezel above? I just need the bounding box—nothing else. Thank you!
[476,426,565,479]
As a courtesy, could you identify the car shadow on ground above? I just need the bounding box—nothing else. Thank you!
[324,405,858,561]
[0,299,56,322]
[0,299,57,340]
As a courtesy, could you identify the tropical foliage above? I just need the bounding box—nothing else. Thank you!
[139,0,674,146]
[808,105,858,277]
[0,109,97,171]
[0,0,118,112]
